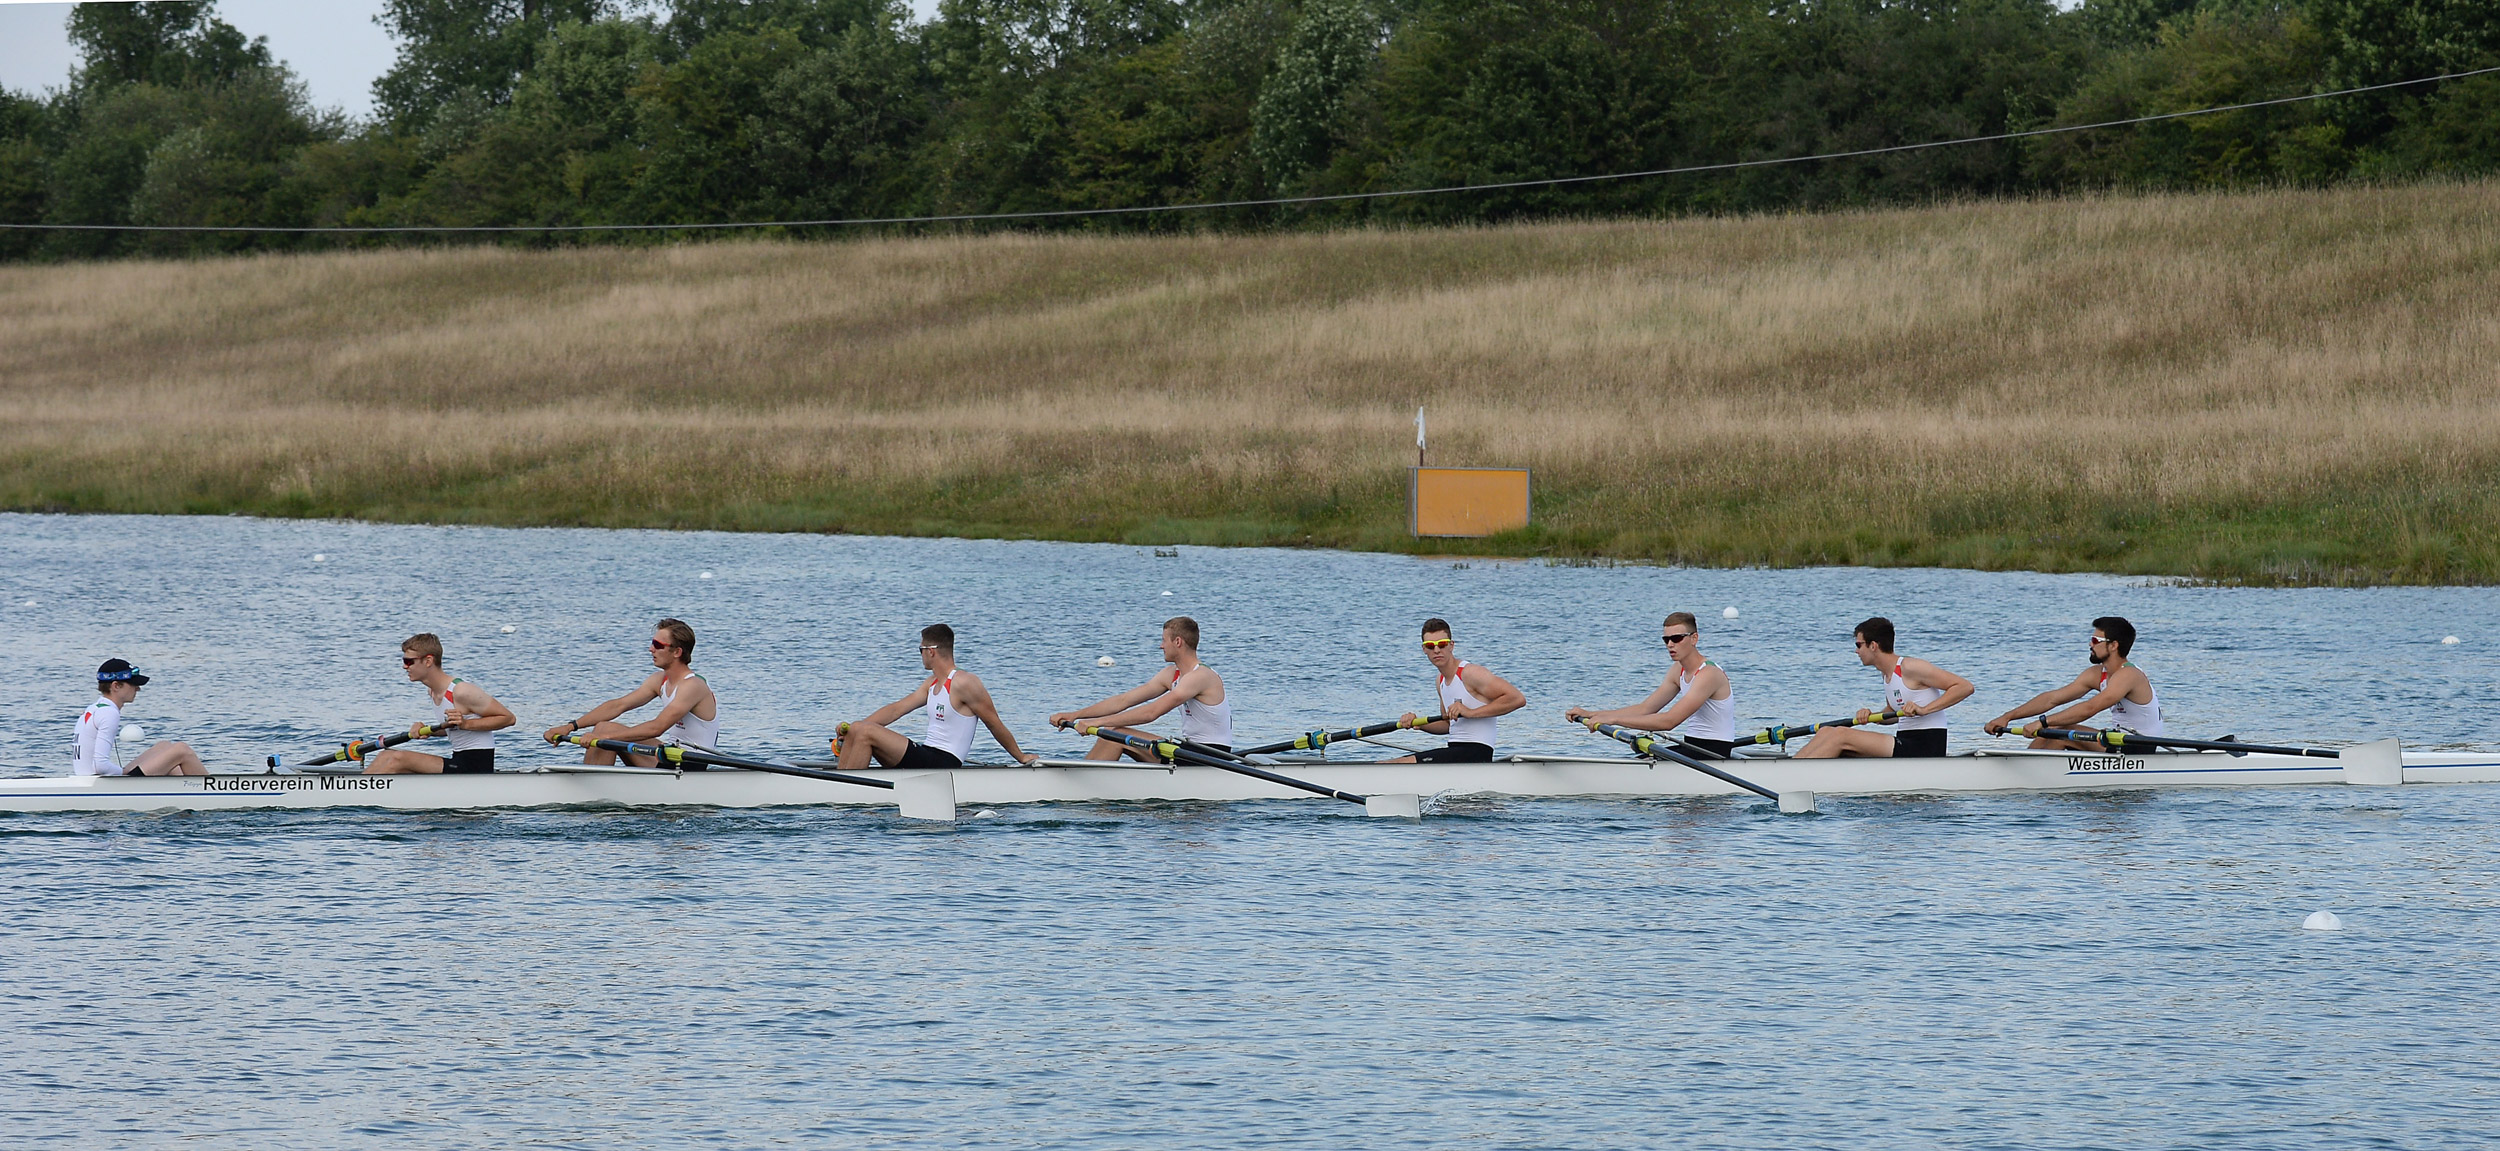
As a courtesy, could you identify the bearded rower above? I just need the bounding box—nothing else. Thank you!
[1984,616,2164,749]
[1564,611,1735,757]
[1798,617,1974,759]
[1388,618,1524,762]
[370,633,515,774]
[1048,617,1230,762]
[543,618,720,767]
[72,659,205,777]
[833,624,1038,772]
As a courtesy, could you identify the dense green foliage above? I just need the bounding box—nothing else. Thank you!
[2,0,2496,255]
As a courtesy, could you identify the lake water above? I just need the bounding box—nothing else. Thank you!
[4,513,2498,1146]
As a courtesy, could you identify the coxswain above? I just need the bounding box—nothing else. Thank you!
[370,633,515,774]
[73,659,205,776]
[1564,611,1737,758]
[1983,616,2163,749]
[1048,617,1230,761]
[831,624,1038,772]
[1380,618,1523,762]
[1796,617,1973,758]
[542,618,720,766]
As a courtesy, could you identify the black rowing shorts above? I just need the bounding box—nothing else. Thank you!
[1413,742,1495,763]
[895,742,964,772]
[445,748,495,774]
[1681,738,1736,760]
[1892,729,1948,758]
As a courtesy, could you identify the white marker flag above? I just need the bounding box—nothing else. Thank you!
[1416,407,1426,451]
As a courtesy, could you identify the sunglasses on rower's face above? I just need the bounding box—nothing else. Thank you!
[1422,638,1455,650]
[401,656,420,667]
[651,639,675,651]
[1662,633,1693,645]
[2090,636,2111,646]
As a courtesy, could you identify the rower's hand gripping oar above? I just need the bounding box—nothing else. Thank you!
[1735,710,1902,748]
[1073,724,1421,818]
[268,723,445,773]
[2012,726,2341,760]
[1582,720,1816,814]
[1231,715,1447,759]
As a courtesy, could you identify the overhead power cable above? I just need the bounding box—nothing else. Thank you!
[6,63,2496,234]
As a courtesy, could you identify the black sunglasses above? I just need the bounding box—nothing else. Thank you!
[1662,633,1693,645]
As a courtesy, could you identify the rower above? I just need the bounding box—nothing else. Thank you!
[370,634,515,774]
[1387,618,1524,763]
[1983,616,2163,749]
[832,624,1039,773]
[73,659,206,777]
[1797,617,1973,758]
[1563,612,1733,757]
[1048,617,1230,762]
[542,618,720,767]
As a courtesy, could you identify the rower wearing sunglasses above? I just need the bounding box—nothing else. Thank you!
[1797,617,1974,758]
[1387,618,1525,763]
[1563,612,1736,758]
[1982,616,2163,749]
[543,617,720,766]
[369,633,515,774]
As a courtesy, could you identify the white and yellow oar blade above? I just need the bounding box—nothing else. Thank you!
[1365,793,1421,819]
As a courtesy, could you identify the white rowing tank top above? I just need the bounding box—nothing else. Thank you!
[924,671,979,760]
[2099,663,2164,735]
[1675,659,1736,741]
[1438,661,1499,747]
[1176,666,1232,746]
[659,671,720,747]
[1885,657,1947,731]
[430,677,496,752]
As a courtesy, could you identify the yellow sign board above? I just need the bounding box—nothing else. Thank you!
[1411,467,1532,537]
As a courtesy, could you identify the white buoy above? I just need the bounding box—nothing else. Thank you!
[2303,911,2344,931]
[312,554,327,562]
[1096,655,1116,667]
[500,625,517,634]
[2443,636,2461,645]
[1723,606,1740,619]
[973,810,998,819]
[19,600,33,608]
[121,723,147,745]
[699,571,714,580]
[1161,590,1173,596]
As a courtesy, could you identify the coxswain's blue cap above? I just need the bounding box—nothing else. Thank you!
[97,659,150,686]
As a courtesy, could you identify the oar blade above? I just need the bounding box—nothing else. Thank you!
[1364,793,1422,819]
[2340,737,2403,786]
[894,771,959,821]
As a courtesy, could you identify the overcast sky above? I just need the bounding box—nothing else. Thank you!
[0,0,945,118]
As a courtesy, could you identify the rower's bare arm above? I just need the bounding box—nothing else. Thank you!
[864,682,931,728]
[1088,687,1190,730]
[1050,675,1168,727]
[452,683,517,731]
[613,679,704,742]
[1906,661,1975,715]
[1460,667,1527,718]
[545,678,662,741]
[957,676,1038,764]
[2042,685,2128,728]
[1986,672,2096,730]
[1567,678,1679,724]
[1616,666,1719,731]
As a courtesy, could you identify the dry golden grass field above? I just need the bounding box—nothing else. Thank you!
[6,180,2500,582]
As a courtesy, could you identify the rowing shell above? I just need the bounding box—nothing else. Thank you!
[2,741,2493,819]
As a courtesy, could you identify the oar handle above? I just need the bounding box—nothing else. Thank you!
[568,734,896,788]
[272,723,444,770]
[1586,722,1780,801]
[1235,715,1447,757]
[1080,725,1368,805]
[1736,710,1902,746]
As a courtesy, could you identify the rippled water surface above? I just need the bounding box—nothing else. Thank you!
[5,514,2499,1147]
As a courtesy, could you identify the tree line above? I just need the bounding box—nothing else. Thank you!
[3,0,2497,259]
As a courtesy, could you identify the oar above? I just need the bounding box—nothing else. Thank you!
[1234,715,1446,758]
[1582,720,1814,813]
[557,734,896,789]
[267,723,444,773]
[1734,710,1902,748]
[1074,724,1419,817]
[2017,726,2340,759]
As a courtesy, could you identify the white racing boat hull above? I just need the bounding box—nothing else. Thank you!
[4,746,2498,818]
